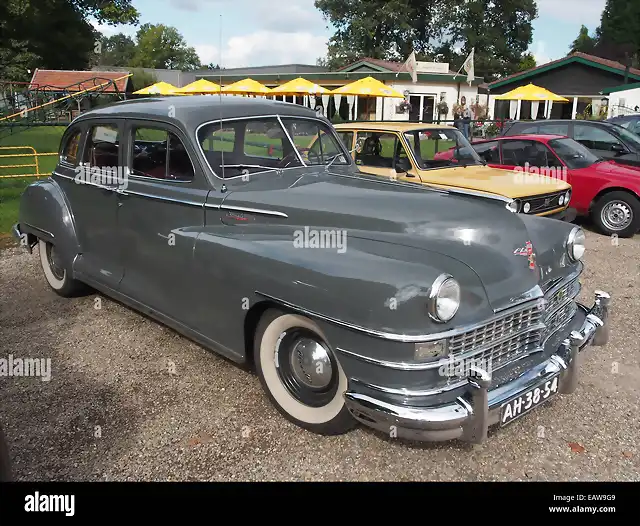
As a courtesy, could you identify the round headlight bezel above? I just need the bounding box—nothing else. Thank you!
[506,199,521,213]
[559,195,565,206]
[567,226,586,261]
[523,202,531,213]
[565,190,571,205]
[428,274,461,323]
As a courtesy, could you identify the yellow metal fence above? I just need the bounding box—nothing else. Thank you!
[0,146,58,178]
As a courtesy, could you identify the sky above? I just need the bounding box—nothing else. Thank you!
[94,0,609,69]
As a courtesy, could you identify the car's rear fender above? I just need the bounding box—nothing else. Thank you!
[17,178,80,262]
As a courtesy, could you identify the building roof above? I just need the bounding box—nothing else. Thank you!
[339,57,459,75]
[29,69,131,92]
[486,52,640,90]
[601,81,640,95]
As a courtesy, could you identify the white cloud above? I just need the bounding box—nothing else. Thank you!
[536,0,606,26]
[195,31,327,68]
[532,41,552,66]
[90,18,137,38]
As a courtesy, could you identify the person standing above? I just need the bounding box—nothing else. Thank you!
[460,96,472,140]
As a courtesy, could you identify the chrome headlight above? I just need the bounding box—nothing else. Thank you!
[567,226,585,261]
[523,202,531,213]
[428,274,461,323]
[559,194,565,206]
[506,199,521,213]
[565,190,571,205]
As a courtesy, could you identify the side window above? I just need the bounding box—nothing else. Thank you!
[60,129,82,166]
[307,129,343,163]
[83,124,119,169]
[500,140,534,166]
[473,140,500,163]
[244,120,284,160]
[338,131,354,150]
[202,126,235,153]
[355,132,397,168]
[130,126,194,181]
[574,124,622,151]
[539,123,570,136]
[515,124,539,134]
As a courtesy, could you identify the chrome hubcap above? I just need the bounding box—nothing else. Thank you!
[46,244,65,280]
[289,338,333,389]
[601,200,632,231]
[275,328,338,407]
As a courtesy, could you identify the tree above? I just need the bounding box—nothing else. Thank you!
[130,69,158,91]
[570,25,597,54]
[0,0,138,82]
[314,0,451,69]
[434,0,538,82]
[518,53,536,72]
[129,24,201,71]
[95,33,137,67]
[594,0,640,66]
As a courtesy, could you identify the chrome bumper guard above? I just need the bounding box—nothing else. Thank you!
[343,291,611,444]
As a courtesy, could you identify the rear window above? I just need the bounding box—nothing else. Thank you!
[60,129,82,166]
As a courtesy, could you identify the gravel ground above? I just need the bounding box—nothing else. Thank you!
[0,229,638,481]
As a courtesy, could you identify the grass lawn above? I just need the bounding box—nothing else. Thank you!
[0,126,65,239]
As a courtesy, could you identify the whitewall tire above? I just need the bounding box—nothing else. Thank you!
[38,239,86,297]
[254,310,356,435]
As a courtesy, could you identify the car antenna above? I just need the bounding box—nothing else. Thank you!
[218,14,225,183]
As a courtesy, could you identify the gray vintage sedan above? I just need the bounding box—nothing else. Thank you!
[13,96,611,443]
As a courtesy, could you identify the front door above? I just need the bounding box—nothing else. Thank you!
[353,131,419,183]
[116,121,210,321]
[53,120,124,289]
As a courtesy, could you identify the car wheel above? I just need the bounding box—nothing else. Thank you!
[0,424,11,482]
[592,191,640,238]
[38,239,87,297]
[254,310,356,435]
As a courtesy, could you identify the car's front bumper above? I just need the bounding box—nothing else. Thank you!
[343,290,610,444]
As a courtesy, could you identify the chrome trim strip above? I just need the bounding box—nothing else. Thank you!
[255,291,542,343]
[121,189,204,207]
[494,284,544,313]
[204,202,221,209]
[336,347,432,370]
[23,223,54,239]
[221,205,288,218]
[350,376,468,397]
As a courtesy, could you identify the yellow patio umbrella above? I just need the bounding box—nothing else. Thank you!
[494,83,569,102]
[221,78,272,95]
[133,81,181,95]
[173,78,221,95]
[270,77,329,96]
[331,76,404,98]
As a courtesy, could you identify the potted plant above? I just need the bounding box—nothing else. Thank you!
[436,100,449,116]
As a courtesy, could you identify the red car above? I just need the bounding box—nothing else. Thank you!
[435,134,640,237]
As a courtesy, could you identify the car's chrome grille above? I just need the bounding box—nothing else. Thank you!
[523,191,566,215]
[446,277,581,375]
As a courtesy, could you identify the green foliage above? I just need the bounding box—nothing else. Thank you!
[0,0,139,82]
[315,0,537,81]
[518,53,537,72]
[594,0,640,66]
[129,24,201,70]
[131,69,158,92]
[570,25,597,54]
[95,33,137,67]
[331,112,344,124]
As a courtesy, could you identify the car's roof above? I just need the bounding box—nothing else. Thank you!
[334,121,456,132]
[510,119,613,128]
[491,134,570,142]
[608,115,640,121]
[73,95,322,130]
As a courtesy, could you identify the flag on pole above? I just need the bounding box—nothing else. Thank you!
[454,48,475,86]
[397,50,418,83]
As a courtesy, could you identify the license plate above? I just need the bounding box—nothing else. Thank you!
[500,375,560,427]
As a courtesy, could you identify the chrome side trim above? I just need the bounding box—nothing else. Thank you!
[494,284,544,313]
[121,189,204,208]
[23,223,55,239]
[350,376,467,397]
[255,291,542,343]
[221,205,288,218]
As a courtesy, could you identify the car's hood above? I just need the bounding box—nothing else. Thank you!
[420,164,570,198]
[587,160,640,179]
[221,167,573,311]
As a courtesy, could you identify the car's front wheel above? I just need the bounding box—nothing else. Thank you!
[592,191,640,238]
[254,310,356,435]
[38,239,87,297]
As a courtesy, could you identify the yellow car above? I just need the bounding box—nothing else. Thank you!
[333,122,573,218]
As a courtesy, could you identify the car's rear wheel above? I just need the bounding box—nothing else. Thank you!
[254,310,356,435]
[592,191,640,238]
[38,239,87,297]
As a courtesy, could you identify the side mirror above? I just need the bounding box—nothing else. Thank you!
[395,157,412,174]
[611,143,626,154]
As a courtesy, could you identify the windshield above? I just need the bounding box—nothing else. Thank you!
[403,128,483,169]
[614,124,640,149]
[549,138,600,169]
[197,116,349,178]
